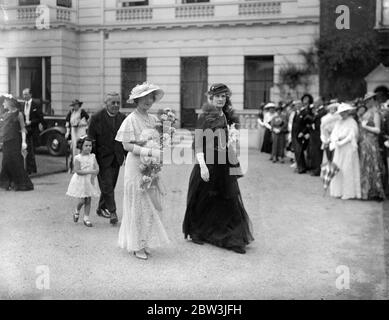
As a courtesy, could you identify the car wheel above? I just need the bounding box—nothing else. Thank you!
[46,133,67,156]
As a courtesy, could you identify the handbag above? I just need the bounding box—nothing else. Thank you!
[228,145,244,178]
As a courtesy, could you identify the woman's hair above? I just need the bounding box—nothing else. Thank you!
[76,136,94,150]
[4,96,19,109]
[301,93,314,105]
[133,92,156,105]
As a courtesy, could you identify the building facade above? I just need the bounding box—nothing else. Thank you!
[1,0,320,128]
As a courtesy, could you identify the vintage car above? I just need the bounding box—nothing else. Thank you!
[38,115,67,156]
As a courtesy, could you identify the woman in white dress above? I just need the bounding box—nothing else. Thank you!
[115,82,170,260]
[329,103,361,200]
[320,102,341,163]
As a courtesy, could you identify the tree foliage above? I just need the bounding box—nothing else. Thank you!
[316,32,380,100]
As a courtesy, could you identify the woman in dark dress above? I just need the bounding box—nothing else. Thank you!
[0,95,33,191]
[183,83,254,254]
[261,102,276,155]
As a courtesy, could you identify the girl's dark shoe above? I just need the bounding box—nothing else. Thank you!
[73,212,80,223]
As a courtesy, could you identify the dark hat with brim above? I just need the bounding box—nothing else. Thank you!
[207,83,232,96]
[70,99,83,106]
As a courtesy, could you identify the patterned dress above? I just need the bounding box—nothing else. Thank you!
[115,110,170,252]
[359,110,385,200]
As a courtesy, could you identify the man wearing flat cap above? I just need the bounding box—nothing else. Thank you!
[88,92,126,225]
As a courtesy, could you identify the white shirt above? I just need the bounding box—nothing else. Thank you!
[24,98,32,124]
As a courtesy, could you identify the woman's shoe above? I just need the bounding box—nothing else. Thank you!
[133,250,148,260]
[231,246,246,254]
[144,248,151,256]
[73,212,80,223]
[83,219,93,227]
[191,235,204,245]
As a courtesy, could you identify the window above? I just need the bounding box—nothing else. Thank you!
[180,56,208,128]
[18,0,40,5]
[122,0,149,7]
[383,0,389,25]
[182,0,209,3]
[244,56,274,109]
[57,0,72,8]
[8,57,51,114]
[121,58,147,108]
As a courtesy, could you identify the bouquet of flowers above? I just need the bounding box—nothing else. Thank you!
[227,123,243,178]
[228,123,239,148]
[139,139,162,191]
[156,108,177,147]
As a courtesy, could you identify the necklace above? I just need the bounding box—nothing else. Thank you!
[218,114,228,150]
[218,132,227,150]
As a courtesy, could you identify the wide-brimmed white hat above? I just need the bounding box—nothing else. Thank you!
[327,102,339,110]
[336,103,355,114]
[264,102,276,109]
[127,82,164,104]
[363,92,377,102]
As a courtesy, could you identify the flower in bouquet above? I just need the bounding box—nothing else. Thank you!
[138,139,162,191]
[156,108,177,147]
[228,123,239,146]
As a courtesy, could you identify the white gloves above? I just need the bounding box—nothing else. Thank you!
[196,152,209,182]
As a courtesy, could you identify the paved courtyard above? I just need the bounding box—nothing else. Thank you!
[0,150,387,299]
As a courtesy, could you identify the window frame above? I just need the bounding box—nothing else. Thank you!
[244,55,274,109]
[120,57,147,109]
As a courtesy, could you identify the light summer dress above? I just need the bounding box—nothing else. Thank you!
[115,110,170,252]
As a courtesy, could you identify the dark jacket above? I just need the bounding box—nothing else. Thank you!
[88,108,126,169]
[24,99,45,136]
[65,108,90,126]
[292,107,311,146]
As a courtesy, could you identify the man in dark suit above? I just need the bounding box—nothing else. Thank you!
[307,100,327,176]
[291,100,310,174]
[22,88,45,175]
[88,92,126,225]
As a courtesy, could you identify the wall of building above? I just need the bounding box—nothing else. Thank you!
[0,28,80,114]
[74,22,319,117]
[0,0,320,117]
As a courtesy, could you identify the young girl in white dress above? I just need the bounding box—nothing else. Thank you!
[66,136,100,227]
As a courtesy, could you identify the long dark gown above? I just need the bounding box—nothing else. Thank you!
[183,110,254,250]
[0,111,34,191]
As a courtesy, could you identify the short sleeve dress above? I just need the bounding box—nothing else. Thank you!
[115,110,170,252]
[66,153,100,198]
